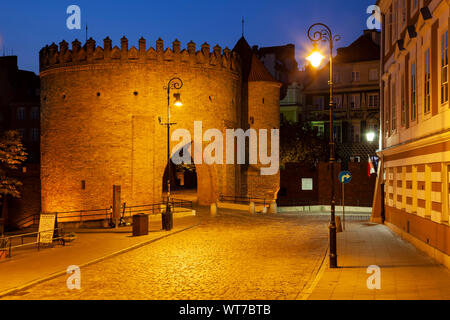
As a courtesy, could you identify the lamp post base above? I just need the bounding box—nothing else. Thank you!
[329,224,338,268]
[162,211,173,231]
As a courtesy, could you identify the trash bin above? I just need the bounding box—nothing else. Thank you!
[132,214,148,236]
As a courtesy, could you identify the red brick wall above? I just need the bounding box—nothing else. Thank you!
[279,162,376,207]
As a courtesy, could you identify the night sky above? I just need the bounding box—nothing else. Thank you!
[0,0,376,73]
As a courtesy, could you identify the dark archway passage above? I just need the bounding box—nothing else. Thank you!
[162,144,198,202]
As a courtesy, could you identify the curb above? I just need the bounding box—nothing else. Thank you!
[296,245,329,300]
[0,222,201,298]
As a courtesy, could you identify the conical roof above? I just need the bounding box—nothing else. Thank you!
[233,36,276,82]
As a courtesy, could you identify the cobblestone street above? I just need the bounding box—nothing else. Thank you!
[2,212,329,300]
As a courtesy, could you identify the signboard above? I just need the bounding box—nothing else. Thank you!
[339,171,352,184]
[301,178,313,191]
[38,214,56,244]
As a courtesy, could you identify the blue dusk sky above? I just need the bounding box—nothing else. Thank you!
[0,0,377,73]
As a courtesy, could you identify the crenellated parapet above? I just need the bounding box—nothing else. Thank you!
[39,36,241,73]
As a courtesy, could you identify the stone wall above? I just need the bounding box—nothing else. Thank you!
[40,37,279,213]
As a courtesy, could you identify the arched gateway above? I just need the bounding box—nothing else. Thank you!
[39,36,280,214]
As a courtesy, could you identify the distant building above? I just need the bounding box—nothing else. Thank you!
[0,56,40,163]
[255,44,298,85]
[374,0,450,268]
[254,44,304,122]
[0,56,41,229]
[303,30,381,162]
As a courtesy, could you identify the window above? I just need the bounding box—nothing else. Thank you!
[412,0,418,13]
[333,95,342,108]
[400,0,406,26]
[352,71,360,82]
[31,107,39,120]
[313,124,324,137]
[352,123,361,142]
[333,72,341,84]
[16,107,26,120]
[392,82,397,131]
[368,93,379,108]
[18,128,25,141]
[442,30,448,104]
[424,48,431,113]
[333,124,342,143]
[369,69,379,81]
[350,94,360,108]
[411,61,417,121]
[30,128,39,142]
[401,75,406,127]
[313,96,325,109]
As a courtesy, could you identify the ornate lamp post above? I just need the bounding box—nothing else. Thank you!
[159,77,183,231]
[306,23,340,268]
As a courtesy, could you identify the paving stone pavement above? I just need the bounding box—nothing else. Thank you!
[308,222,450,300]
[1,212,329,300]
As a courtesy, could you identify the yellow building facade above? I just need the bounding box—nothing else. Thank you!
[376,0,450,267]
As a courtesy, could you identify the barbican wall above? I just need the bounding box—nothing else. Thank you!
[39,36,280,213]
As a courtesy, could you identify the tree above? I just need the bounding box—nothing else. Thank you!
[280,118,329,168]
[0,130,27,234]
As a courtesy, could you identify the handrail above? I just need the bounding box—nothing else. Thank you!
[219,195,269,206]
[0,227,65,259]
[12,199,194,229]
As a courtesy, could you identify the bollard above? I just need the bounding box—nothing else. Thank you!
[249,202,255,215]
[335,216,343,233]
[210,203,217,217]
[269,201,277,214]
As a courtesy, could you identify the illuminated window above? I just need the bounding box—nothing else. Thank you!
[351,71,360,82]
[368,93,379,108]
[350,94,360,109]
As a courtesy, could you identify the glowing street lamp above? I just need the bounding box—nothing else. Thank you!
[173,93,183,107]
[159,77,183,231]
[366,131,376,143]
[307,23,340,269]
[306,44,325,68]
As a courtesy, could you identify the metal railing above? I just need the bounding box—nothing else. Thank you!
[12,214,40,229]
[0,228,65,259]
[12,199,194,229]
[219,195,269,206]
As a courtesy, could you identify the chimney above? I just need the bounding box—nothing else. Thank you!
[364,29,381,46]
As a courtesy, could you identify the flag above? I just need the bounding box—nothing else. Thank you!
[368,155,376,177]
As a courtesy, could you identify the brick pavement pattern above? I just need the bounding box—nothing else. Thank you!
[1,212,329,300]
[308,222,450,300]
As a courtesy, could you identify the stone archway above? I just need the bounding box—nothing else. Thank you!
[160,142,218,205]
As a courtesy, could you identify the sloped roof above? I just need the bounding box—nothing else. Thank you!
[233,37,276,82]
[334,32,380,64]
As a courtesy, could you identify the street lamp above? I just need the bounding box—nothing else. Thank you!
[366,131,376,143]
[159,77,183,231]
[307,23,340,268]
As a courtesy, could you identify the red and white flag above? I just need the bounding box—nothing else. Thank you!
[368,155,376,177]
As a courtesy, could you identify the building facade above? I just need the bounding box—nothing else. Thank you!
[39,37,280,215]
[375,0,450,267]
[303,30,381,162]
[0,56,41,228]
